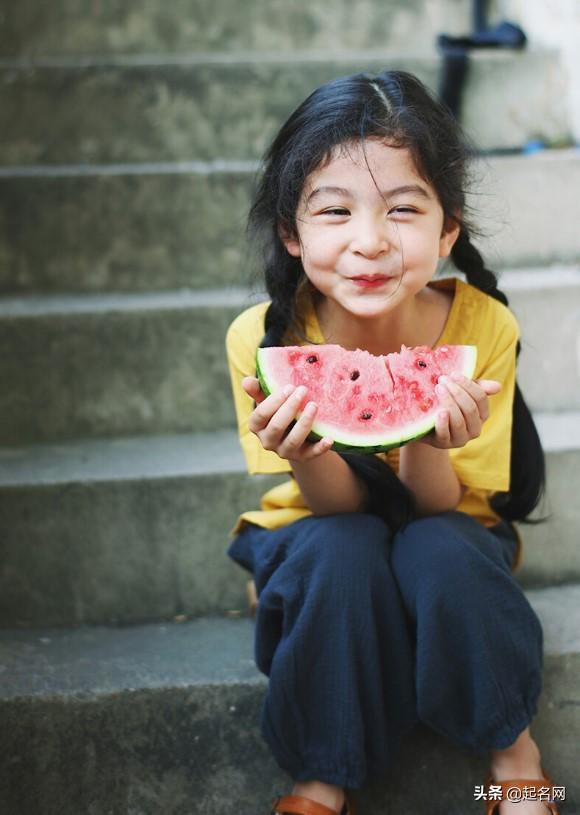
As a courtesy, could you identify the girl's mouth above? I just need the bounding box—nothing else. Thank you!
[350,276,391,288]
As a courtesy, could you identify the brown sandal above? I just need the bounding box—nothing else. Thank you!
[247,578,258,617]
[484,768,562,813]
[270,791,356,815]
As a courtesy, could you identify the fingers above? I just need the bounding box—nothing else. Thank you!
[248,383,301,433]
[476,379,502,396]
[242,376,266,404]
[262,386,310,441]
[438,374,484,436]
[300,435,335,459]
[434,408,451,446]
[434,374,500,446]
[247,384,333,458]
[437,390,471,443]
[277,401,333,460]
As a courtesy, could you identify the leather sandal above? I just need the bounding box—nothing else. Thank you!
[247,578,258,617]
[270,791,356,815]
[484,768,561,813]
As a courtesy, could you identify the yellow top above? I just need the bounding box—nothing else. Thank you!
[225,277,523,569]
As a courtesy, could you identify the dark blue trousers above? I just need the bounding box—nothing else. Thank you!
[227,511,544,789]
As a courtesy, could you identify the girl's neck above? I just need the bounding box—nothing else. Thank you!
[314,283,451,356]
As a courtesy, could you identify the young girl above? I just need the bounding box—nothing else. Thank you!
[225,70,559,815]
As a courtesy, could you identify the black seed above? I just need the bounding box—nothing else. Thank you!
[360,411,373,420]
[416,360,427,369]
[350,370,360,380]
[306,355,318,363]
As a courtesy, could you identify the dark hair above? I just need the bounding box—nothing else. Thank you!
[247,69,545,528]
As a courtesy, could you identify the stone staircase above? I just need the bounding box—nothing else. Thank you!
[0,2,579,813]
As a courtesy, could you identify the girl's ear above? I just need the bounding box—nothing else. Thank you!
[278,225,302,258]
[438,217,461,259]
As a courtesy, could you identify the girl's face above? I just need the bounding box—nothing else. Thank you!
[282,139,459,321]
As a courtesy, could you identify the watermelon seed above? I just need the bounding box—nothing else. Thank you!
[350,370,360,380]
[416,360,427,369]
[360,410,373,421]
[306,355,318,363]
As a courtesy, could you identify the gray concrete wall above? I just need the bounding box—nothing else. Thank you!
[493,0,580,141]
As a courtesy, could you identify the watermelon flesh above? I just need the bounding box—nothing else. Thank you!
[256,344,477,453]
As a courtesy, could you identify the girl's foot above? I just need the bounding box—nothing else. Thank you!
[289,780,345,813]
[490,728,555,814]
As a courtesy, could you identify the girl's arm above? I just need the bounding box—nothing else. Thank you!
[398,373,501,515]
[289,452,369,515]
[242,377,369,515]
[398,444,464,516]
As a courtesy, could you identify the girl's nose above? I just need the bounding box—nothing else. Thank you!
[350,217,393,257]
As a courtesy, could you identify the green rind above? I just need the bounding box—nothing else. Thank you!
[255,345,477,455]
[462,344,478,381]
[255,348,275,406]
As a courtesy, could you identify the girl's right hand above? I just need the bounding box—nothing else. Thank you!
[242,376,334,463]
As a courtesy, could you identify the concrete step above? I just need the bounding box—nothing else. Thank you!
[0,268,578,446]
[1,416,579,627]
[0,160,257,295]
[0,428,281,626]
[0,607,578,814]
[1,150,579,296]
[0,287,248,445]
[0,0,471,57]
[495,266,580,415]
[0,49,570,164]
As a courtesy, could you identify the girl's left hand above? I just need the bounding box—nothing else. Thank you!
[420,374,502,449]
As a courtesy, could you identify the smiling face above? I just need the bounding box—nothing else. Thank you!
[282,139,460,326]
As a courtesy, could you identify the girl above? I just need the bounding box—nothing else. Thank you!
[225,70,559,815]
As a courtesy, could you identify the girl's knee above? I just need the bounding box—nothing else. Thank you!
[331,511,391,542]
[303,511,389,553]
[391,512,479,579]
[291,512,391,579]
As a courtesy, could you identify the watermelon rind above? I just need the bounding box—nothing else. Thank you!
[255,344,477,454]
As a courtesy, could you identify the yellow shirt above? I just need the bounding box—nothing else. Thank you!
[225,277,522,569]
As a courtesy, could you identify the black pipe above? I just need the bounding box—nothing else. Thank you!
[438,0,526,121]
[473,0,488,33]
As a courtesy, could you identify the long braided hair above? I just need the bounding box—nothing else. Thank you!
[247,69,545,527]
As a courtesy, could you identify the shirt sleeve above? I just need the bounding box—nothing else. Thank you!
[449,305,519,491]
[225,308,292,476]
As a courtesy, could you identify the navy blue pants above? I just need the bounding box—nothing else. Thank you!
[227,511,543,789]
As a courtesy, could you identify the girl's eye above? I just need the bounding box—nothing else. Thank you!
[321,208,350,215]
[389,206,417,215]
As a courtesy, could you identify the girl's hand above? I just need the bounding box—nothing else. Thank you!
[242,376,334,462]
[420,374,502,449]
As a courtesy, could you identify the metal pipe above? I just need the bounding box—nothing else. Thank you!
[473,0,488,32]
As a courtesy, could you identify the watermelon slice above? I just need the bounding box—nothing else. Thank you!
[256,343,477,453]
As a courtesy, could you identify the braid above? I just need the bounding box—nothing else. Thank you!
[451,228,508,307]
[248,162,313,350]
[451,228,547,524]
[259,257,309,349]
[261,298,293,349]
